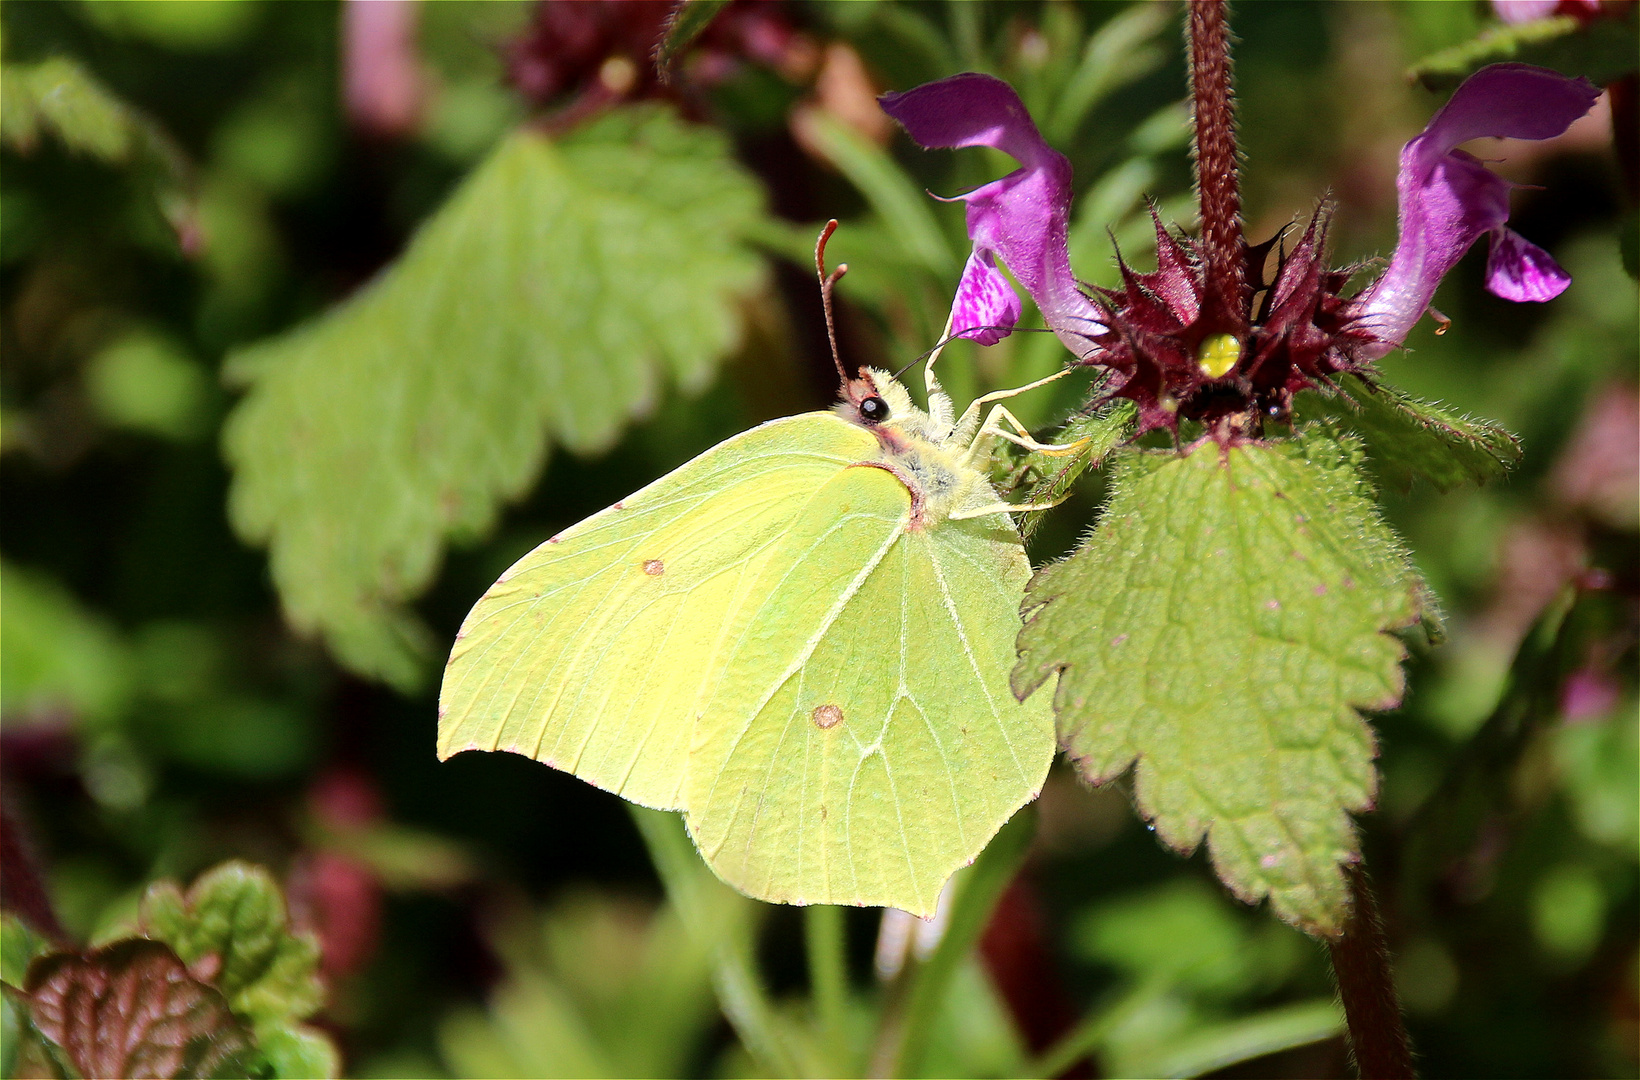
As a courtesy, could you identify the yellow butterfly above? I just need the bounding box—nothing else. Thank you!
[439,223,1079,915]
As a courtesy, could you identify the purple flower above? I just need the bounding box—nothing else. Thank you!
[878,73,1106,353]
[1353,63,1600,357]
[879,64,1599,434]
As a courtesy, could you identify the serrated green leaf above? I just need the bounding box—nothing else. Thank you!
[1407,9,1638,89]
[1297,374,1522,492]
[1014,433,1427,934]
[222,108,767,687]
[140,861,324,1028]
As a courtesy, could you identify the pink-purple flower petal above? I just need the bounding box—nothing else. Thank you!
[880,73,1106,352]
[1355,63,1598,356]
[1486,227,1573,301]
[951,251,1023,346]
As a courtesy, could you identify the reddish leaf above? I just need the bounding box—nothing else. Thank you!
[25,939,251,1079]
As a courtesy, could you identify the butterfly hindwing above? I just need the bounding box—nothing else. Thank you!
[684,465,1055,915]
[438,414,879,810]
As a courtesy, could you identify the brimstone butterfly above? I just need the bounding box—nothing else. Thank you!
[438,224,1078,915]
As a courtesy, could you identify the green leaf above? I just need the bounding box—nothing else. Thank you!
[1408,10,1639,89]
[630,807,799,1078]
[0,56,191,213]
[139,861,324,1028]
[1044,1,1173,143]
[252,1022,341,1080]
[1143,999,1343,1079]
[222,108,768,687]
[1297,374,1522,492]
[1011,398,1137,541]
[24,938,253,1079]
[2,57,138,161]
[656,0,733,83]
[0,560,133,728]
[1014,433,1428,934]
[1,915,53,989]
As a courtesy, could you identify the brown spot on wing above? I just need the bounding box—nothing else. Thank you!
[812,704,844,730]
[643,559,665,576]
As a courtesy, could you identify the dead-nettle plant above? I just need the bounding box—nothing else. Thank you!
[880,1,1595,1071]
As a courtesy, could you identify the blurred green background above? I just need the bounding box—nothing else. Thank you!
[2,1,1635,1077]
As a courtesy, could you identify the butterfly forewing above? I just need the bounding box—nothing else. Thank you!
[438,414,879,810]
[684,465,1055,915]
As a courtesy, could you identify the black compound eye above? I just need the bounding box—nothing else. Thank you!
[858,396,890,424]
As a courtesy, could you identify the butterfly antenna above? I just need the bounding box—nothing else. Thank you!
[815,220,850,383]
[890,326,1057,381]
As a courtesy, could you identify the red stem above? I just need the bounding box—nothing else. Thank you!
[1328,862,1416,1079]
[1188,0,1248,335]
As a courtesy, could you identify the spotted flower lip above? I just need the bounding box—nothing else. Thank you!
[878,73,1106,353]
[1352,63,1600,358]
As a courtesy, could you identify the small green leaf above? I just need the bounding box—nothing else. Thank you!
[24,938,253,1079]
[1,915,53,988]
[2,57,137,161]
[252,1022,341,1080]
[1143,999,1343,1079]
[1014,433,1428,934]
[656,0,733,83]
[1044,0,1173,143]
[222,108,767,687]
[139,861,324,1029]
[1297,374,1522,492]
[1408,10,1639,89]
[0,559,133,727]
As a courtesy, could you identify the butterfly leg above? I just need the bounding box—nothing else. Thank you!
[949,493,1075,519]
[952,366,1076,444]
[962,404,1092,478]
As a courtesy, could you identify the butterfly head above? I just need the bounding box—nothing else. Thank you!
[837,367,928,442]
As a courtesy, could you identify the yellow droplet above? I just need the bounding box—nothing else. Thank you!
[1197,333,1241,379]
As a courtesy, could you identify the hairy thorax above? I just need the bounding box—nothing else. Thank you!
[837,368,1000,529]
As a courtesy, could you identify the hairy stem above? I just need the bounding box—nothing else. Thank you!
[1188,0,1248,334]
[1328,862,1416,1079]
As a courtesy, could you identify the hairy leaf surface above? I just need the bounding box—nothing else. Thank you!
[223,108,767,686]
[1299,374,1522,492]
[1014,433,1427,933]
